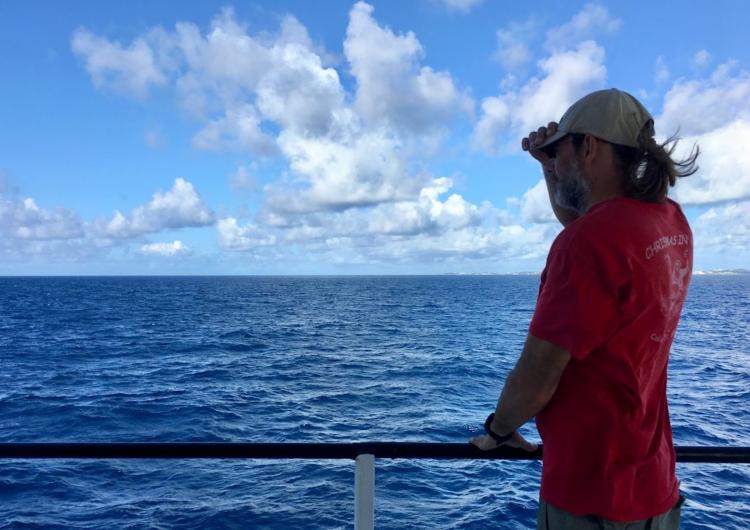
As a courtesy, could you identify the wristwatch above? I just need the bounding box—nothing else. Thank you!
[484,413,514,444]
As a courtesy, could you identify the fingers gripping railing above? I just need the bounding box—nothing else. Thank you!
[2,443,748,530]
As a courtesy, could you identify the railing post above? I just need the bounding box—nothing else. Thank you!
[355,453,375,530]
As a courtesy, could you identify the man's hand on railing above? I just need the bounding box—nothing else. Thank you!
[469,432,538,452]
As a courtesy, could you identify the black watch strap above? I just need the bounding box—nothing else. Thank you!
[484,413,514,444]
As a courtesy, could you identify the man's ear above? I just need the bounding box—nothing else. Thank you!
[582,134,598,161]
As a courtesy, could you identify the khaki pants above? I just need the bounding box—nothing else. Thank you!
[536,496,684,530]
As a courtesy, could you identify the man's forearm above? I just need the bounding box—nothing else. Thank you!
[489,369,553,435]
[487,335,571,436]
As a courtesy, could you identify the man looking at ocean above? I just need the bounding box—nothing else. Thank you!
[470,89,699,529]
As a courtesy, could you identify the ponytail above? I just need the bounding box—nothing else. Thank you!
[612,120,700,203]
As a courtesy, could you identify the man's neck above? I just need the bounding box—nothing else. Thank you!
[581,166,626,213]
[583,189,625,213]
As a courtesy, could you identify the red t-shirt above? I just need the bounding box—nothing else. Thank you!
[529,197,692,522]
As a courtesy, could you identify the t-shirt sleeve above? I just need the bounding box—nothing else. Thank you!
[529,239,619,360]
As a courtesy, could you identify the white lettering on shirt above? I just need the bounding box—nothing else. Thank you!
[645,233,690,260]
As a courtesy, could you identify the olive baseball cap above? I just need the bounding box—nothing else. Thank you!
[538,88,654,151]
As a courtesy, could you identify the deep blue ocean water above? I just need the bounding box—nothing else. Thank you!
[0,275,747,529]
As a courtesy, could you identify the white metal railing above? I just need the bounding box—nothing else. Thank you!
[355,454,375,530]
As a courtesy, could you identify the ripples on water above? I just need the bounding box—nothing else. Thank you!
[0,275,748,529]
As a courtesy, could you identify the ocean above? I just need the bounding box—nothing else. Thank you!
[0,275,748,529]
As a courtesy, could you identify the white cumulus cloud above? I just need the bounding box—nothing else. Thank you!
[545,3,621,51]
[693,200,750,252]
[140,240,190,256]
[217,218,276,251]
[366,177,486,235]
[0,196,84,241]
[362,222,559,263]
[255,25,346,136]
[659,63,750,205]
[192,104,276,155]
[94,178,214,239]
[71,28,168,98]
[0,190,106,262]
[219,173,557,265]
[493,19,536,71]
[344,2,471,134]
[519,178,556,224]
[658,62,750,137]
[269,126,427,213]
[672,120,750,205]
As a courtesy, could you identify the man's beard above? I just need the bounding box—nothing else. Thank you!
[554,158,590,214]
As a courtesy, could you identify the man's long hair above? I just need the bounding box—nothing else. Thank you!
[611,120,700,203]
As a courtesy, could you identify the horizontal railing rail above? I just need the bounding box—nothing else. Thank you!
[1,443,749,463]
[4,443,748,530]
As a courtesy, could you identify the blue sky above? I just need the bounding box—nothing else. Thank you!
[1,0,749,275]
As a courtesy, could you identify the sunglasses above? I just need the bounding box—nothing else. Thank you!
[540,133,584,159]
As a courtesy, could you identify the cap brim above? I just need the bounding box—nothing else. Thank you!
[536,129,568,151]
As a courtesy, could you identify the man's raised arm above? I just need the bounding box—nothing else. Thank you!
[521,122,579,227]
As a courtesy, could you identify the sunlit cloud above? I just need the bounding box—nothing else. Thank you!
[140,240,191,256]
[92,178,214,239]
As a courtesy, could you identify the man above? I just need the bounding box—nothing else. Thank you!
[470,89,699,529]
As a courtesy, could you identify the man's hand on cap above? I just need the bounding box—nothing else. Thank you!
[521,121,559,165]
